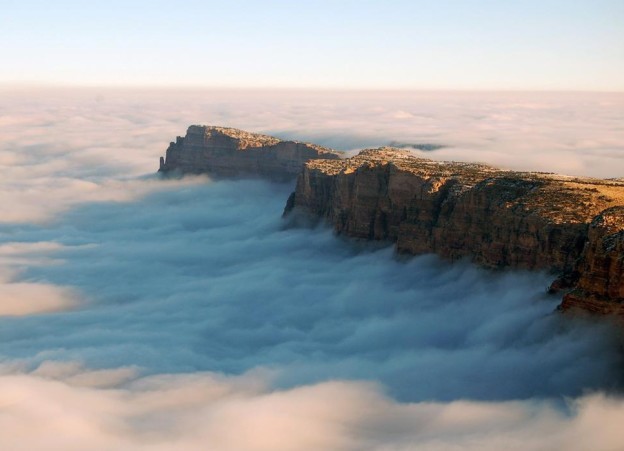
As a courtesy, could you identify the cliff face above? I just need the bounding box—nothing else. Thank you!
[560,208,624,314]
[159,125,341,181]
[157,125,624,316]
[285,148,624,315]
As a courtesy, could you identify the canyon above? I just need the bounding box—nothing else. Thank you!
[160,126,624,316]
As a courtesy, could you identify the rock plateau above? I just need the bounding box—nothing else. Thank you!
[284,148,624,316]
[159,126,624,317]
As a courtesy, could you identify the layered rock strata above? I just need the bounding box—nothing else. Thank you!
[284,147,624,315]
[159,125,341,181]
[559,208,624,314]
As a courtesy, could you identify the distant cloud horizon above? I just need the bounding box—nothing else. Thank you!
[3,83,623,93]
[0,88,621,224]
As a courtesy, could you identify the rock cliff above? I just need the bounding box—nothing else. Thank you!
[159,125,341,181]
[157,126,624,316]
[284,147,624,315]
[559,208,624,315]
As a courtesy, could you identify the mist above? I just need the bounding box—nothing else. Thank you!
[1,88,624,450]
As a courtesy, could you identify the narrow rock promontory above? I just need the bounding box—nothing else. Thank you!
[284,148,624,316]
[159,125,341,181]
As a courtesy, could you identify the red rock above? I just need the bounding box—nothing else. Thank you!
[285,147,624,315]
[158,127,624,317]
[560,207,624,315]
[159,125,340,182]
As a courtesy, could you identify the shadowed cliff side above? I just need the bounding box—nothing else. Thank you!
[159,125,341,181]
[284,147,624,315]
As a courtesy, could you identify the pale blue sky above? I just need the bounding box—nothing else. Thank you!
[1,0,623,90]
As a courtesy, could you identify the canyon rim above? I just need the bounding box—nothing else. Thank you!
[161,125,624,318]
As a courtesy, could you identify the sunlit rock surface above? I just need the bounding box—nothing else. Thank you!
[284,147,624,315]
[158,126,624,316]
[560,208,624,314]
[159,125,341,181]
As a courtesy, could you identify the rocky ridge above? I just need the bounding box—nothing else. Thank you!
[284,147,624,315]
[157,127,624,316]
[159,125,341,181]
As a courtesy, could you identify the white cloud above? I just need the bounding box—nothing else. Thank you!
[0,241,79,315]
[1,367,623,451]
[0,88,622,449]
[0,89,621,223]
[0,282,78,316]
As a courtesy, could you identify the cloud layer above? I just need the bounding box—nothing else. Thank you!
[1,88,622,223]
[0,88,623,449]
[2,180,621,399]
[2,369,624,451]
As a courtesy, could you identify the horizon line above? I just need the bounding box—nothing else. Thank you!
[1,82,623,95]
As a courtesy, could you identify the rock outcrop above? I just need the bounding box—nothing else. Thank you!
[159,125,341,181]
[284,147,624,315]
[560,208,624,314]
[157,125,624,316]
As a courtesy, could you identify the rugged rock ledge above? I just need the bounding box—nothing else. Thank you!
[159,125,341,181]
[284,147,624,315]
[157,126,624,316]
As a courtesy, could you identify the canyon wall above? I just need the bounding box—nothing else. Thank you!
[559,208,624,314]
[285,148,624,315]
[157,126,624,316]
[159,125,341,181]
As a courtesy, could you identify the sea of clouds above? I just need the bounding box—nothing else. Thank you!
[0,88,623,450]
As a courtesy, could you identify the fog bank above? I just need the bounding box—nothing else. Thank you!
[1,89,623,450]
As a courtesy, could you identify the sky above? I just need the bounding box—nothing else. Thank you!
[1,0,623,90]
